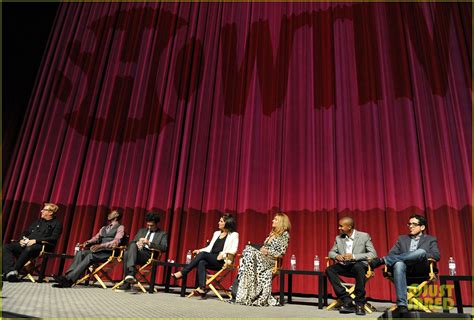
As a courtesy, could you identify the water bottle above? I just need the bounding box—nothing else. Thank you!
[448,257,456,276]
[186,250,192,264]
[290,254,296,271]
[74,243,80,255]
[313,255,320,271]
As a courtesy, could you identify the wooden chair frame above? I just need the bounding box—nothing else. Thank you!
[22,244,49,283]
[206,254,239,300]
[11,240,51,283]
[112,248,162,293]
[384,258,438,313]
[74,239,128,289]
[325,257,377,314]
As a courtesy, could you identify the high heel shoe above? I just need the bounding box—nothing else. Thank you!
[171,272,182,280]
[191,288,207,299]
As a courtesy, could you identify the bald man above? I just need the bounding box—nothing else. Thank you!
[53,210,125,288]
[326,217,377,315]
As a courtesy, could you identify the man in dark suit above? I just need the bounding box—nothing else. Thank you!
[326,217,377,315]
[116,212,167,291]
[53,210,125,288]
[371,214,440,313]
[3,203,62,282]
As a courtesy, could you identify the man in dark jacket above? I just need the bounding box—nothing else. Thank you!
[371,214,440,313]
[3,203,62,282]
[53,210,125,288]
[116,212,167,291]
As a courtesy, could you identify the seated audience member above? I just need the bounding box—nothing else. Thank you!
[231,212,290,306]
[3,203,62,282]
[326,217,377,315]
[371,214,440,313]
[172,214,238,298]
[53,210,125,288]
[116,212,167,291]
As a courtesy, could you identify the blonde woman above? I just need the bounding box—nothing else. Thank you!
[233,213,291,306]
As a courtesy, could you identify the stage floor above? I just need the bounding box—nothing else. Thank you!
[1,282,471,318]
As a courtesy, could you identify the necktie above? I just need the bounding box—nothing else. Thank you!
[145,231,153,241]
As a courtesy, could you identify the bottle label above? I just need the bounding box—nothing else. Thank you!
[449,263,456,269]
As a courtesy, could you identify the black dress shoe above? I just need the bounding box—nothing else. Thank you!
[115,282,131,291]
[356,305,366,316]
[339,303,356,314]
[6,271,19,282]
[52,275,67,283]
[396,306,409,313]
[52,278,73,288]
[369,257,385,269]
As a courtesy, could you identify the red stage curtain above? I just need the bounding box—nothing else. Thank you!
[3,2,471,303]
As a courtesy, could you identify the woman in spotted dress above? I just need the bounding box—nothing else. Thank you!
[235,212,291,306]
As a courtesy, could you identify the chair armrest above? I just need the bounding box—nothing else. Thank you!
[224,253,240,268]
[224,253,235,264]
[427,258,437,280]
[366,258,373,272]
[11,239,50,246]
[35,240,52,246]
[149,248,162,260]
[325,257,332,268]
[365,259,374,278]
[383,264,390,278]
[272,256,284,274]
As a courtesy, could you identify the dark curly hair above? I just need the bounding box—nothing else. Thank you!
[409,214,427,227]
[145,212,160,224]
[222,213,237,233]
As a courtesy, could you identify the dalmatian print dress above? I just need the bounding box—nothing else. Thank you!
[235,231,290,306]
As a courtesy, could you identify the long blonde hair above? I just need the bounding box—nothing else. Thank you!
[269,212,291,237]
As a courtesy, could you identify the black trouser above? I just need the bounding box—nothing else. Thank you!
[326,261,368,306]
[123,243,152,276]
[181,252,224,289]
[65,249,111,282]
[3,242,43,274]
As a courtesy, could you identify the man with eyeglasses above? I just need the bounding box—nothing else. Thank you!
[2,203,62,282]
[370,215,440,313]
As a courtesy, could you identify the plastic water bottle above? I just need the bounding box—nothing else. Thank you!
[186,250,192,264]
[290,254,296,271]
[448,257,456,276]
[74,243,80,255]
[313,255,320,271]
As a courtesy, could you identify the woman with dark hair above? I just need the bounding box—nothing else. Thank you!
[172,214,239,298]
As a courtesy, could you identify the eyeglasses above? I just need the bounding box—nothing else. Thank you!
[42,208,54,212]
[407,223,420,227]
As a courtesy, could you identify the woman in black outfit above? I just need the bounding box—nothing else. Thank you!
[172,214,239,297]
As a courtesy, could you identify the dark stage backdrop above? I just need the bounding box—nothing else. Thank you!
[3,2,471,303]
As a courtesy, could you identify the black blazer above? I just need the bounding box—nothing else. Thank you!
[388,234,440,261]
[132,228,168,252]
